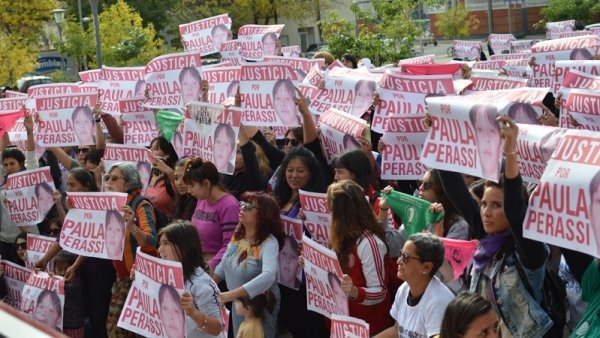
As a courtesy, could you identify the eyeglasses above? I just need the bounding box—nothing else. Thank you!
[283,138,301,147]
[419,181,432,190]
[240,201,257,211]
[399,251,425,264]
[77,148,90,154]
[17,242,27,250]
[104,175,124,182]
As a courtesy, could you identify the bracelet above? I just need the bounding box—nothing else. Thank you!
[196,313,207,332]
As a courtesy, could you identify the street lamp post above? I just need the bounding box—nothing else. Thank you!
[89,0,103,68]
[52,8,66,78]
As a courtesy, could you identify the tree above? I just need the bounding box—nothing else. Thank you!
[0,33,39,85]
[0,0,56,45]
[541,0,600,25]
[434,4,479,39]
[53,19,94,72]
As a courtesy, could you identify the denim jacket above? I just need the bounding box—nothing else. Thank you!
[470,248,553,337]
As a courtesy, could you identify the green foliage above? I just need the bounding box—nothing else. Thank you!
[434,4,480,39]
[541,0,600,25]
[0,33,39,85]
[53,19,94,72]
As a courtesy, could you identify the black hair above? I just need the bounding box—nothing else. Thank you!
[2,148,25,167]
[440,292,496,338]
[333,149,373,191]
[273,147,326,206]
[342,54,358,68]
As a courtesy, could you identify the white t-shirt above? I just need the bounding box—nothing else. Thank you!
[390,276,454,338]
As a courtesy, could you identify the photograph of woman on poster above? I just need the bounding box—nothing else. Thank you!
[469,104,502,180]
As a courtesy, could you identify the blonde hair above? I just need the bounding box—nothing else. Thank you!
[252,141,272,179]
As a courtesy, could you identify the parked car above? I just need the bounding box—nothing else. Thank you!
[16,76,53,93]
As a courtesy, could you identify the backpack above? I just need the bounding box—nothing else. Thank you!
[130,195,169,232]
[513,253,568,338]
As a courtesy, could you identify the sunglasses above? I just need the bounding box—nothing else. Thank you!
[17,242,27,250]
[240,201,257,211]
[104,174,124,182]
[77,148,90,154]
[283,138,301,147]
[399,251,425,264]
[419,181,432,190]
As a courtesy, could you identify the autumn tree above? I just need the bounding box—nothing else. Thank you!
[541,0,600,25]
[0,33,39,85]
[434,4,480,39]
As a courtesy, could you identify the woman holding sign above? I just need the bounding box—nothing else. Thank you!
[328,180,393,334]
[214,192,284,337]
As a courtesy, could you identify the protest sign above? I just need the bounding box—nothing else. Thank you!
[502,58,530,78]
[383,190,443,236]
[281,45,301,57]
[552,60,600,95]
[177,103,242,175]
[309,67,381,116]
[5,167,55,226]
[318,108,367,163]
[79,69,101,83]
[27,83,81,100]
[558,69,600,128]
[143,51,203,111]
[34,93,97,147]
[7,118,46,160]
[3,90,26,98]
[299,190,331,247]
[400,64,463,80]
[179,14,232,55]
[488,33,516,53]
[203,66,241,104]
[380,120,428,180]
[238,24,285,61]
[558,31,592,39]
[117,249,185,338]
[302,64,325,88]
[0,97,26,113]
[98,66,146,114]
[331,314,370,338]
[421,96,505,181]
[546,20,576,40]
[103,143,154,193]
[25,234,56,271]
[119,97,159,146]
[452,40,481,60]
[0,110,23,138]
[397,54,435,65]
[510,39,539,53]
[0,260,32,309]
[463,75,528,94]
[60,192,128,260]
[530,35,598,88]
[472,60,506,71]
[564,88,600,131]
[490,52,530,61]
[278,215,303,290]
[302,235,347,318]
[263,56,324,81]
[240,63,301,127]
[523,130,600,257]
[20,272,65,331]
[220,40,243,66]
[515,124,565,183]
[439,238,477,280]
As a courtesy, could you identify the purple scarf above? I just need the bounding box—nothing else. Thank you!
[473,232,512,271]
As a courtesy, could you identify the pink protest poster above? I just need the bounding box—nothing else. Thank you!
[177,104,242,175]
[564,89,600,131]
[488,33,516,53]
[397,54,435,65]
[239,63,301,127]
[102,143,154,193]
[281,45,301,57]
[463,75,528,94]
[299,190,331,248]
[439,238,477,281]
[559,31,592,39]
[220,40,243,66]
[0,260,32,309]
[421,96,504,182]
[7,118,46,160]
[79,69,101,83]
[374,71,455,133]
[381,117,428,180]
[558,70,600,128]
[144,51,203,111]
[203,65,241,104]
[5,167,55,226]
[279,215,303,290]
[530,35,598,88]
[515,124,566,183]
[524,130,600,257]
[318,108,367,163]
[3,90,26,98]
[0,110,23,139]
[27,83,81,100]
[34,93,98,146]
[502,58,530,78]
[302,64,325,88]
[460,87,547,125]
[179,14,232,55]
[19,272,65,331]
[309,67,381,117]
[452,40,481,60]
[60,192,128,260]
[471,60,506,71]
[510,40,539,53]
[0,96,26,113]
[490,52,531,61]
[26,234,56,271]
[302,235,348,318]
[98,66,146,114]
[546,20,576,40]
[237,24,284,61]
[117,249,185,338]
[119,97,159,146]
[552,60,600,95]
[331,314,369,338]
[263,56,324,80]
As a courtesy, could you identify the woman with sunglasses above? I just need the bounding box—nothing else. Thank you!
[183,157,239,271]
[327,180,393,334]
[375,233,454,338]
[36,168,116,338]
[213,192,284,337]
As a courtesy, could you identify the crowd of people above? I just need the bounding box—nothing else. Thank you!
[1,33,599,338]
